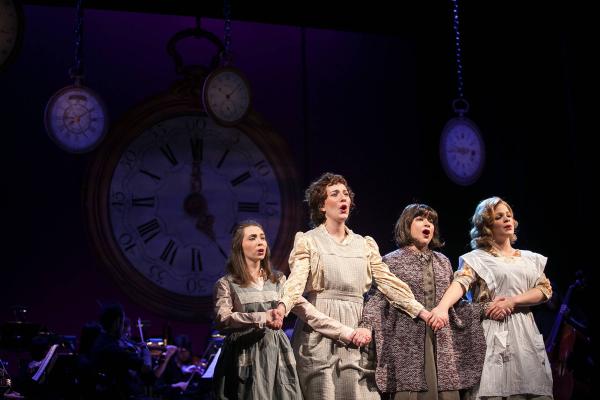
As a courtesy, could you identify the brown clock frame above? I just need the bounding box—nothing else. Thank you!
[0,0,25,72]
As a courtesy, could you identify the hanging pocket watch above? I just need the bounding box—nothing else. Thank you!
[44,80,108,153]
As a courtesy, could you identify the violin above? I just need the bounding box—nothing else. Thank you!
[181,364,203,374]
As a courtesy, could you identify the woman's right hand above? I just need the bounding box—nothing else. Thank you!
[266,309,283,329]
[427,306,449,331]
[485,297,512,320]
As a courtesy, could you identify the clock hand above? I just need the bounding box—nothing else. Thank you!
[184,156,219,241]
[225,83,242,98]
[450,146,470,155]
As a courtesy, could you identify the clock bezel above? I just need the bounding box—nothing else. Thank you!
[202,66,252,126]
[439,116,485,186]
[85,89,300,321]
[44,84,109,154]
[0,0,25,72]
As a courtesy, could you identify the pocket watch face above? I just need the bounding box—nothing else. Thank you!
[0,0,23,69]
[109,115,283,297]
[203,67,251,126]
[439,117,485,186]
[44,85,108,153]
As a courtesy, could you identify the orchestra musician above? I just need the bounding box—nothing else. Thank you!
[89,304,154,399]
[154,335,203,399]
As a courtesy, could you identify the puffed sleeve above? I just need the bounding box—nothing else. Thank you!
[532,253,552,300]
[213,277,267,329]
[279,232,311,315]
[453,264,478,292]
[534,273,553,300]
[367,236,424,318]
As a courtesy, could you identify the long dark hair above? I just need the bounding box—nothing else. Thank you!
[225,220,278,286]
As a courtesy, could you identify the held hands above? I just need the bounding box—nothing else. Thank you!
[266,309,283,330]
[348,328,372,347]
[427,306,450,332]
[485,297,514,320]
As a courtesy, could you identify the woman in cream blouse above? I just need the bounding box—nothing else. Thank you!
[275,172,432,400]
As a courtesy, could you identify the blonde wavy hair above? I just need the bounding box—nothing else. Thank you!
[470,196,518,250]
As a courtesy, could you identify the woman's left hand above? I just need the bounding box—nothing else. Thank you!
[486,296,514,320]
[349,328,372,347]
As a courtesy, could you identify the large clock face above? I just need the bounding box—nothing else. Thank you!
[439,117,485,186]
[109,115,282,297]
[87,85,300,320]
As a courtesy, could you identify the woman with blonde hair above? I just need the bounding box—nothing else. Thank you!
[430,197,553,399]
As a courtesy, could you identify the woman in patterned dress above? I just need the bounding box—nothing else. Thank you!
[430,197,553,399]
[360,204,485,400]
[213,220,359,400]
[276,173,432,400]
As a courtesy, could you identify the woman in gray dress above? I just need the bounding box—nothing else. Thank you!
[276,173,432,400]
[213,220,358,400]
[431,197,553,399]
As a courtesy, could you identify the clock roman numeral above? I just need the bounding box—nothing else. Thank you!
[160,144,178,166]
[160,240,179,266]
[191,248,202,272]
[132,196,156,208]
[190,137,203,161]
[137,219,161,243]
[230,171,251,186]
[217,149,230,169]
[139,169,161,182]
[238,202,259,213]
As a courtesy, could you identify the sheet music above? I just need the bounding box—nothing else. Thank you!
[31,344,58,382]
[201,347,221,379]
